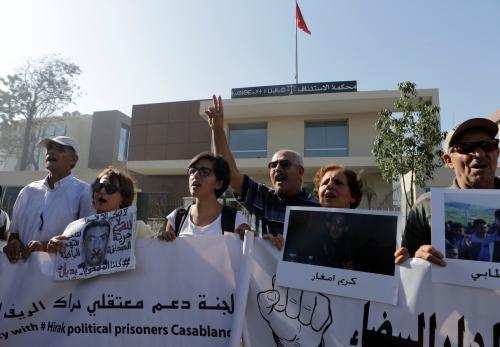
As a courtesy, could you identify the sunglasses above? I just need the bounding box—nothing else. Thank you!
[187,167,213,177]
[268,159,293,169]
[92,182,120,194]
[450,139,499,154]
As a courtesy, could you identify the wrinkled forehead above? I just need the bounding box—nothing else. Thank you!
[453,129,495,144]
[323,168,347,180]
[271,151,298,164]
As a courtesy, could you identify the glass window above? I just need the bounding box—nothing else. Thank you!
[118,126,130,161]
[305,121,348,157]
[229,123,267,158]
[46,124,66,137]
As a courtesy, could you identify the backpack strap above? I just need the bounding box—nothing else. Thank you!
[174,205,191,236]
[220,205,237,234]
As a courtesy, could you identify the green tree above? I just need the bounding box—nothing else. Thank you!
[0,56,81,170]
[373,81,446,209]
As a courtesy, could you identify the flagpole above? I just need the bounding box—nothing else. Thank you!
[295,0,298,84]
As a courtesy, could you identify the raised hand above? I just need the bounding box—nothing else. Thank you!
[204,95,224,131]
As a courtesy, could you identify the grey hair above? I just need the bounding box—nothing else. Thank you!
[273,149,304,167]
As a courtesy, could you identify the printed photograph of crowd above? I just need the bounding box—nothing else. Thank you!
[444,207,500,263]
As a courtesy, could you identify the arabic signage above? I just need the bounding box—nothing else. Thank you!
[0,235,252,347]
[244,239,500,347]
[231,80,357,98]
[431,189,500,290]
[277,207,401,304]
[56,207,136,280]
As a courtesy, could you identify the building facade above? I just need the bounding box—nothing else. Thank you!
[127,88,440,213]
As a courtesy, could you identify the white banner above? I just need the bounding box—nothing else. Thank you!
[0,234,253,347]
[244,238,500,347]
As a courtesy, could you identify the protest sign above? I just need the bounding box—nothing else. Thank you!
[55,206,137,280]
[276,207,400,304]
[0,234,253,347]
[431,188,500,290]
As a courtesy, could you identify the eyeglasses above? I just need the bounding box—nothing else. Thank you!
[187,167,213,177]
[92,182,120,194]
[268,159,293,169]
[450,139,499,154]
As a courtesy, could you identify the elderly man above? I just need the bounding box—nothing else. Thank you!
[3,136,94,262]
[205,95,319,247]
[396,118,500,265]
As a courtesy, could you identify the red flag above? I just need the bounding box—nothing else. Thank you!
[296,2,311,35]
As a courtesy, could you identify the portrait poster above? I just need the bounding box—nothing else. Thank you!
[54,206,137,280]
[276,206,401,304]
[431,188,500,290]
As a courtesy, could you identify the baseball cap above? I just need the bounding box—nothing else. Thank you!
[38,136,80,156]
[444,118,498,153]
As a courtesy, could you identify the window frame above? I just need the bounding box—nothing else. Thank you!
[304,120,349,157]
[228,122,268,159]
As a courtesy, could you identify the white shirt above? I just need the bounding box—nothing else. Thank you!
[0,209,9,231]
[166,208,248,237]
[9,175,95,244]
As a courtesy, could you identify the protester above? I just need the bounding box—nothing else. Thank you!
[313,164,362,209]
[206,95,318,249]
[158,152,249,242]
[3,136,94,262]
[47,166,155,253]
[395,118,500,265]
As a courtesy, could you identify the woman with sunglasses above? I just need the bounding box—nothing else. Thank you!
[47,167,154,252]
[159,152,249,241]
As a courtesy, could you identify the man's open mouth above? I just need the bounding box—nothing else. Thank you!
[274,174,287,182]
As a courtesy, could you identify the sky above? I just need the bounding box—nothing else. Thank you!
[0,0,498,132]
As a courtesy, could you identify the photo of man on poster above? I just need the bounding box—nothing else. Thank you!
[79,219,111,269]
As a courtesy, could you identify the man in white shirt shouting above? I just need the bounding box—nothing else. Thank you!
[3,136,94,262]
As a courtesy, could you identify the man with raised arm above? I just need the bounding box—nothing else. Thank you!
[395,118,500,265]
[205,95,319,248]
